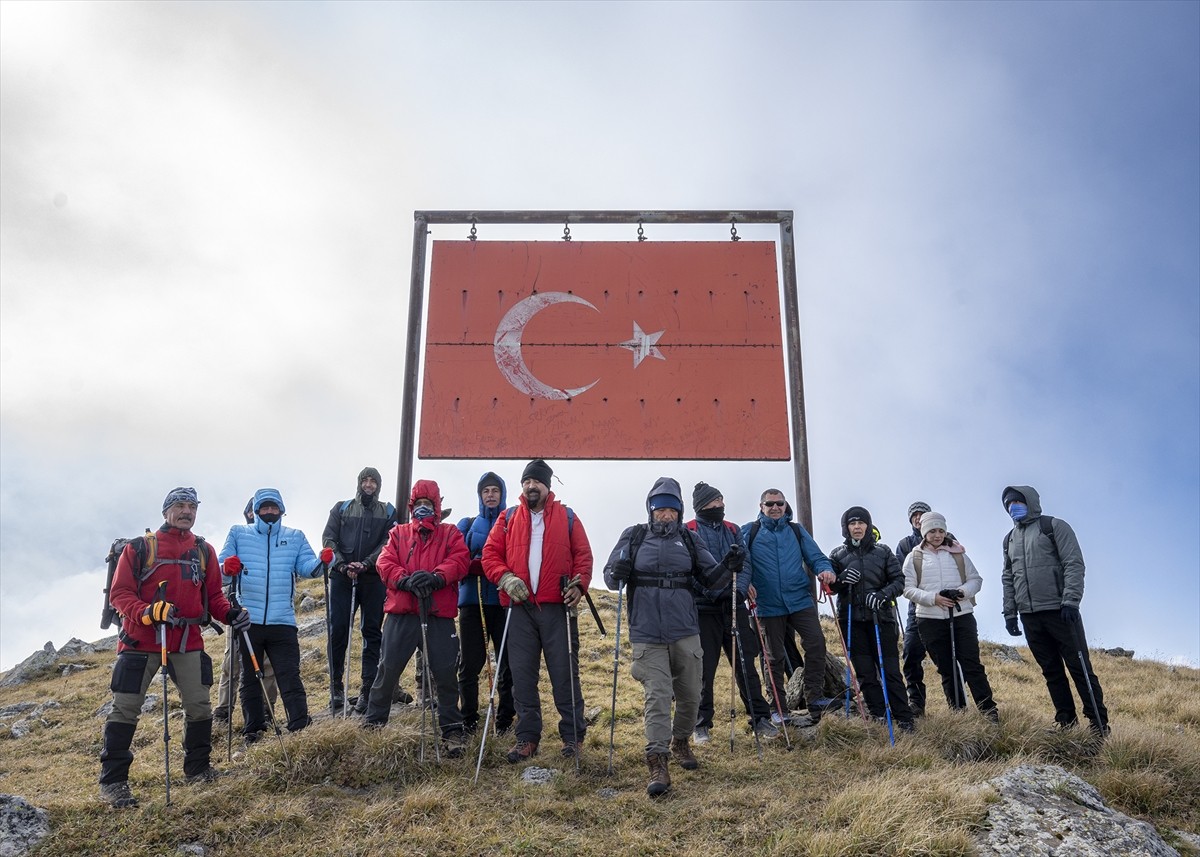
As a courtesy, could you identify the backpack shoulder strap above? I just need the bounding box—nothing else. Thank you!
[629,524,648,567]
[1039,516,1059,561]
[747,521,761,550]
[952,551,966,583]
[567,507,575,535]
[724,521,740,537]
[680,526,700,574]
[685,520,698,532]
[341,499,353,513]
[912,549,924,587]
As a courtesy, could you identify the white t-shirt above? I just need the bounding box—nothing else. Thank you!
[528,509,545,594]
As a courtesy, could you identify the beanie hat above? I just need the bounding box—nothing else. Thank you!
[907,501,931,519]
[162,487,200,513]
[521,459,553,487]
[1002,488,1026,508]
[920,511,948,537]
[692,482,722,513]
[840,505,873,539]
[649,494,683,513]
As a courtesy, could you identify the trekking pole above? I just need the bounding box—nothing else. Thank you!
[562,580,581,775]
[845,585,855,719]
[949,600,962,710]
[820,582,867,721]
[871,608,896,747]
[477,578,496,705]
[607,584,624,776]
[746,597,792,751]
[416,594,441,763]
[343,575,357,718]
[155,581,172,806]
[582,589,607,637]
[730,589,764,761]
[323,560,336,708]
[474,606,513,784]
[226,627,237,763]
[729,567,738,755]
[1070,616,1105,733]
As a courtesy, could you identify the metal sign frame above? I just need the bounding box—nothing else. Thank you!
[397,209,813,530]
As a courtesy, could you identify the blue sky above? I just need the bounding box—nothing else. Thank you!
[1,1,1196,672]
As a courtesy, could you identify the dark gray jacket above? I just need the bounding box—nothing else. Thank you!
[602,477,729,644]
[1001,484,1086,616]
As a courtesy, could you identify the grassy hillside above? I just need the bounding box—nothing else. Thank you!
[2,581,1198,857]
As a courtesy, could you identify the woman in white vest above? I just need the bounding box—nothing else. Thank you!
[901,511,999,723]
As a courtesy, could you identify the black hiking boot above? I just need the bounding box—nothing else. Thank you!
[99,780,138,808]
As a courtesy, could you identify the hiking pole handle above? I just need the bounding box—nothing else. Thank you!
[582,589,607,637]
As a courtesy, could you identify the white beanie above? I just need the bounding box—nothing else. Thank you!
[920,511,948,537]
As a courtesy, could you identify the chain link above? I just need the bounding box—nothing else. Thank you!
[730,218,740,242]
[562,221,572,242]
[468,220,477,241]
[637,220,646,242]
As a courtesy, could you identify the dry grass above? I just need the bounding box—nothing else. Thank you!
[1,583,1197,856]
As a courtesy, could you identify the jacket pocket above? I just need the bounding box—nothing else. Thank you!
[111,652,150,694]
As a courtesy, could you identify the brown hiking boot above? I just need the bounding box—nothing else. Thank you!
[670,736,698,770]
[505,740,539,764]
[99,781,138,809]
[646,752,671,797]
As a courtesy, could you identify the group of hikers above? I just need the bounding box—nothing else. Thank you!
[97,463,1109,805]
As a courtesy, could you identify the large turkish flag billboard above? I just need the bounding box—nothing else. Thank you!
[418,241,789,460]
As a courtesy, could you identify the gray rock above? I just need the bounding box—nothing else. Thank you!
[977,764,1178,856]
[596,787,619,799]
[176,844,210,856]
[0,703,37,721]
[297,618,327,639]
[298,594,320,613]
[92,636,119,652]
[0,794,50,856]
[56,638,97,658]
[992,645,1024,664]
[0,644,57,689]
[1103,647,1135,659]
[584,706,602,725]
[59,663,93,677]
[520,766,558,785]
[3,702,61,737]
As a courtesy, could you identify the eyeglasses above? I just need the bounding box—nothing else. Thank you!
[761,501,786,508]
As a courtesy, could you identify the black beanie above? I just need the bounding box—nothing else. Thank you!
[692,482,722,513]
[479,472,504,494]
[521,459,553,486]
[1002,488,1026,508]
[841,505,873,539]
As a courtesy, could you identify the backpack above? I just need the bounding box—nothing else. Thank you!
[911,547,975,606]
[504,505,576,534]
[627,523,700,574]
[100,531,210,630]
[340,498,397,517]
[1002,516,1058,570]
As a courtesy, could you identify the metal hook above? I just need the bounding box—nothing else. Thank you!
[468,219,477,241]
[637,220,646,242]
[562,220,572,242]
[730,218,740,242]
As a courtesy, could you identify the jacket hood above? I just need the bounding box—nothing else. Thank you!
[253,488,286,515]
[409,478,443,519]
[476,471,507,521]
[644,476,684,520]
[840,505,874,541]
[1002,484,1042,518]
[357,467,383,503]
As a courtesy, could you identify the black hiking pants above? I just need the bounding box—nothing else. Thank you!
[1021,609,1108,729]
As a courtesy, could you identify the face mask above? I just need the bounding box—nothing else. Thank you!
[412,505,435,520]
[1009,502,1029,523]
[696,507,725,524]
[258,511,280,524]
[850,538,862,547]
[650,519,677,537]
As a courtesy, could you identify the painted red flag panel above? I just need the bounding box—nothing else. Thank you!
[418,241,789,460]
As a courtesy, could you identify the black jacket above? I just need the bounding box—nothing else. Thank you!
[829,538,904,624]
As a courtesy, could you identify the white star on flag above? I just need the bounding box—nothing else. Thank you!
[619,322,666,368]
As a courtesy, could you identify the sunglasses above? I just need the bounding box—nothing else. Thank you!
[761,501,786,508]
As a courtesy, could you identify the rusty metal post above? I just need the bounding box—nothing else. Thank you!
[395,215,430,521]
[777,216,813,532]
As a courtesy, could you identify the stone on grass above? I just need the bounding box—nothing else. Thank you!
[0,794,50,856]
[520,767,557,785]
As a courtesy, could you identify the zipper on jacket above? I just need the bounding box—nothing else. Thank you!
[263,525,272,624]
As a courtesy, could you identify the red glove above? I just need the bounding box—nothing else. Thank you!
[224,556,242,576]
[320,547,335,565]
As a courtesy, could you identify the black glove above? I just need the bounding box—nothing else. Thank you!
[610,558,632,585]
[225,606,251,633]
[394,574,413,592]
[1060,605,1080,623]
[839,568,862,586]
[938,589,964,602]
[723,544,745,574]
[1005,616,1021,637]
[864,591,886,612]
[407,571,441,598]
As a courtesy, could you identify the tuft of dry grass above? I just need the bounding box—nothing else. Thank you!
[1,583,1197,855]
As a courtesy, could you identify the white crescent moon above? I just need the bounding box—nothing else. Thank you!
[494,292,600,400]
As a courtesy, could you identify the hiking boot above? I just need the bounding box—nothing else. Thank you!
[442,731,468,759]
[754,718,781,738]
[561,741,584,759]
[100,780,138,809]
[243,730,265,746]
[670,737,698,770]
[184,766,221,785]
[394,687,414,705]
[506,740,538,764]
[790,712,820,728]
[330,696,346,715]
[983,707,1000,725]
[693,726,711,745]
[646,752,671,797]
[213,708,229,723]
[897,720,916,734]
[770,711,786,726]
[1088,721,1111,739]
[495,720,513,736]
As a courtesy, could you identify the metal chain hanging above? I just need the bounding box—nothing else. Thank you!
[562,220,572,242]
[637,220,646,242]
[468,219,477,241]
[730,218,740,242]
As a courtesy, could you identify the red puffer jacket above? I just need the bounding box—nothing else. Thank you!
[482,493,593,607]
[377,479,469,619]
[110,526,232,653]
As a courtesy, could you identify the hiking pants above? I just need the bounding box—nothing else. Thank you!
[918,612,996,715]
[696,605,771,728]
[843,616,914,724]
[458,600,514,731]
[901,600,928,714]
[631,634,703,756]
[761,607,826,709]
[1020,609,1108,729]
[366,612,462,737]
[106,649,213,726]
[507,602,585,746]
[238,624,309,734]
[328,570,385,701]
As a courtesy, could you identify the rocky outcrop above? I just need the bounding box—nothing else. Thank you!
[977,764,1178,856]
[0,794,50,856]
[0,644,58,688]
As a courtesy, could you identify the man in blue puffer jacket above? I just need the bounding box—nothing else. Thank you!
[743,488,837,720]
[220,488,324,740]
[456,472,515,734]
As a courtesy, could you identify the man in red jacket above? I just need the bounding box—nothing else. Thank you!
[363,479,470,757]
[98,487,249,808]
[483,459,593,763]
